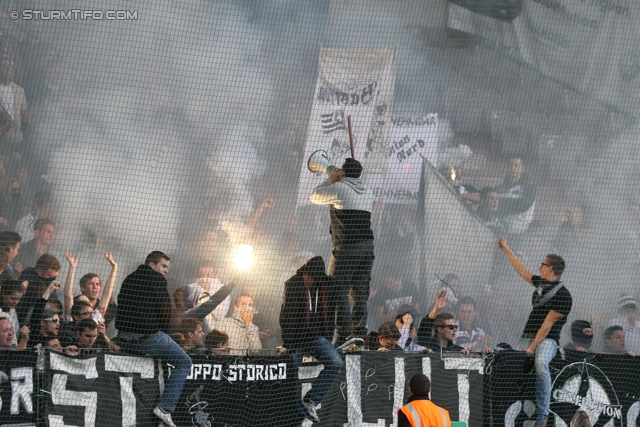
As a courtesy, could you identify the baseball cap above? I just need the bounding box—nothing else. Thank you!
[617,295,637,313]
[41,307,62,320]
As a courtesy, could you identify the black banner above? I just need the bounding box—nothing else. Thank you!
[28,349,640,426]
[0,350,37,426]
[44,352,160,426]
[173,353,300,427]
[484,350,640,427]
[36,351,483,427]
[310,352,484,426]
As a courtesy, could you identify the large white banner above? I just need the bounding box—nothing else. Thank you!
[296,47,397,207]
[369,115,439,205]
[448,0,640,113]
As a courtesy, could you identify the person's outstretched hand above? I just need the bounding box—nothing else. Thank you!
[65,251,78,268]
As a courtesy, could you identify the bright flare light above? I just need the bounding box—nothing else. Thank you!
[234,244,254,270]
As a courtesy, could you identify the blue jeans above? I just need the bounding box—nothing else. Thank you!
[327,241,374,340]
[129,331,193,412]
[294,337,344,404]
[517,338,557,424]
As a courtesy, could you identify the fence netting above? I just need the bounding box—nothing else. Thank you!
[0,0,638,426]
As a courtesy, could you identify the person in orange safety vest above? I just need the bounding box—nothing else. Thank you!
[398,373,451,427]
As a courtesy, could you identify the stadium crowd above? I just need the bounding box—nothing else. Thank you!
[0,8,637,426]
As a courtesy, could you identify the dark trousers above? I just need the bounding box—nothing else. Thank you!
[327,240,374,340]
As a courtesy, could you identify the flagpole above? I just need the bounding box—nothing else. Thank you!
[348,116,355,159]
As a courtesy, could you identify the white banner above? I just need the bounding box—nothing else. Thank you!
[448,0,640,113]
[296,47,397,207]
[370,115,438,205]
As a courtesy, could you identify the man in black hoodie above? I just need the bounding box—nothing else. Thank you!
[115,251,191,427]
[310,158,374,347]
[278,256,344,423]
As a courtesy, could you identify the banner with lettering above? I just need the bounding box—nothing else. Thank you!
[0,350,37,426]
[296,47,397,207]
[485,350,640,427]
[44,352,160,427]
[369,115,438,205]
[306,352,484,427]
[173,353,299,427]
[447,0,640,113]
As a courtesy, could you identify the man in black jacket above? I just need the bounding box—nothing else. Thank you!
[115,251,191,427]
[277,256,344,423]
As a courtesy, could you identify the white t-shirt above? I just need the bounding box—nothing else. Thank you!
[0,84,15,121]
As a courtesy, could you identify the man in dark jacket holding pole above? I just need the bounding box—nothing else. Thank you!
[277,256,344,423]
[115,251,192,427]
[310,158,374,348]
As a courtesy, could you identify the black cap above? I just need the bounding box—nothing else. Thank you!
[342,158,363,178]
[41,307,62,320]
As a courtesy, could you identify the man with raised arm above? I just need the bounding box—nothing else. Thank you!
[497,238,572,427]
[115,251,192,427]
[310,158,374,348]
[63,251,118,325]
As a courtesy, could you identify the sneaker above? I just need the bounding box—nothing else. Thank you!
[297,400,320,423]
[534,416,548,427]
[153,406,177,427]
[336,336,364,351]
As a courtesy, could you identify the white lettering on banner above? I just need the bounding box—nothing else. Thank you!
[375,115,438,205]
[444,357,483,423]
[186,364,222,380]
[48,414,74,427]
[343,355,386,427]
[422,357,431,399]
[393,358,405,427]
[225,363,287,382]
[50,352,98,379]
[48,353,98,427]
[104,355,154,426]
[10,367,33,415]
[628,401,639,427]
[50,374,97,427]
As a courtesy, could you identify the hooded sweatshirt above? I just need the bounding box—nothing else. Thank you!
[182,278,234,336]
[310,177,374,246]
[280,256,332,349]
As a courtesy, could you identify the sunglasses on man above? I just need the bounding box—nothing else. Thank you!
[438,324,458,330]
